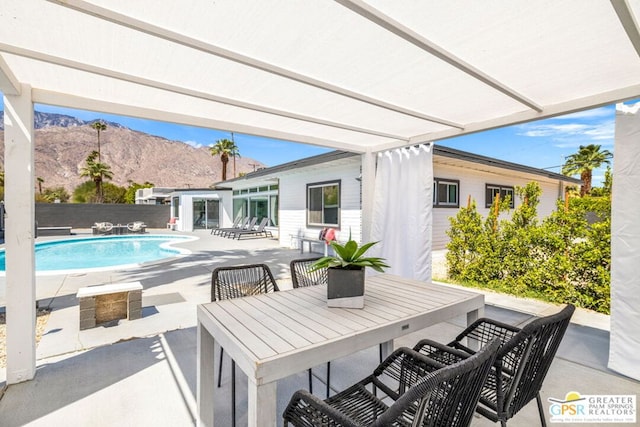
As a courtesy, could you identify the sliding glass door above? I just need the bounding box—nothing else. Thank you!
[193,198,220,230]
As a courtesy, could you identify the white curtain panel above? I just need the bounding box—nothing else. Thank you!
[609,103,640,381]
[370,144,433,281]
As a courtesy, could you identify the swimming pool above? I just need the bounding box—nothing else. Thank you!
[0,234,196,275]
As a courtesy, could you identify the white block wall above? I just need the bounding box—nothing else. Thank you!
[278,158,362,250]
[174,191,233,232]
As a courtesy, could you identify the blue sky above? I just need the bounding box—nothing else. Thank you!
[439,106,617,185]
[1,98,623,185]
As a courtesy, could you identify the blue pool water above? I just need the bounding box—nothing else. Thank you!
[0,235,194,273]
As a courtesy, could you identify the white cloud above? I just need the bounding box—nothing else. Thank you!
[517,120,614,147]
[183,140,204,148]
[520,123,590,137]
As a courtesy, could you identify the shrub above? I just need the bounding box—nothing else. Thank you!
[446,182,611,314]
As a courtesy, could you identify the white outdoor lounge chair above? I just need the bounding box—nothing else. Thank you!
[127,221,146,233]
[94,222,113,235]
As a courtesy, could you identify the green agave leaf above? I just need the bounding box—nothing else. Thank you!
[351,241,378,260]
[330,241,351,260]
[308,256,337,272]
[324,234,389,272]
[342,240,359,260]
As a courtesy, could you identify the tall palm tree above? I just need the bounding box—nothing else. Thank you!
[209,138,240,181]
[37,177,44,194]
[562,144,613,196]
[90,121,107,161]
[80,151,114,203]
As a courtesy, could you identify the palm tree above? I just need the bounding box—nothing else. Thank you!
[562,144,612,196]
[37,177,44,194]
[209,138,240,181]
[90,121,107,161]
[80,151,114,203]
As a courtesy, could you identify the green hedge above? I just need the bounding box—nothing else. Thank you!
[446,182,610,314]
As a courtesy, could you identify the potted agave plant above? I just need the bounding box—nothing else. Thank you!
[310,234,389,308]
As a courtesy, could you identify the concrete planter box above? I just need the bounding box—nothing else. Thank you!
[327,267,365,308]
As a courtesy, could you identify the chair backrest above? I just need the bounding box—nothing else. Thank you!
[290,257,327,288]
[230,217,242,228]
[254,217,269,231]
[244,217,258,230]
[374,338,500,427]
[498,304,575,420]
[211,264,279,302]
[235,217,250,229]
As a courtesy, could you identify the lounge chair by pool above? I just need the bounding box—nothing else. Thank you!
[127,221,146,233]
[94,222,113,235]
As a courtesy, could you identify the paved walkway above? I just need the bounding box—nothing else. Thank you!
[0,230,638,426]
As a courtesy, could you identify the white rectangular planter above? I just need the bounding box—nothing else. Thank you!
[327,267,365,309]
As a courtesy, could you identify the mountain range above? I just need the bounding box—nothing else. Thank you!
[0,111,265,194]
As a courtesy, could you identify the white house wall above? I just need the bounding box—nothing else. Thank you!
[432,163,565,249]
[278,158,362,250]
[172,191,232,232]
[228,154,569,252]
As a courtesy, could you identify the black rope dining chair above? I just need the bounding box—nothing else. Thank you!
[291,257,328,289]
[414,304,575,427]
[290,257,331,397]
[283,338,500,426]
[211,263,279,427]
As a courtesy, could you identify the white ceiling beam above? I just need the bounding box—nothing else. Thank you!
[0,43,406,143]
[46,0,464,130]
[611,0,640,59]
[32,89,370,153]
[370,83,640,152]
[0,54,21,96]
[335,0,544,113]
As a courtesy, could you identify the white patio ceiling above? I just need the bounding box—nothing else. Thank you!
[2,0,640,152]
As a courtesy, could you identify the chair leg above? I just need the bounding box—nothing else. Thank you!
[232,360,236,427]
[536,393,547,427]
[326,361,331,398]
[217,347,224,388]
[308,368,313,393]
[379,343,383,363]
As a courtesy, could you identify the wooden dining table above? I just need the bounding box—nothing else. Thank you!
[196,273,485,426]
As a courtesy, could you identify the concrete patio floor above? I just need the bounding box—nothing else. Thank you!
[0,229,638,426]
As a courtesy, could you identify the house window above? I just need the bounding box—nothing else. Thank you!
[307,180,340,227]
[485,184,515,208]
[172,196,179,219]
[433,178,459,208]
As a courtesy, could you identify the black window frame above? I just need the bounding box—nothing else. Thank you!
[485,184,515,208]
[306,180,341,228]
[433,178,460,208]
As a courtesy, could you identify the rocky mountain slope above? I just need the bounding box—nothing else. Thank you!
[0,112,265,193]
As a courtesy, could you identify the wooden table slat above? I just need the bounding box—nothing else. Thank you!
[223,298,300,353]
[240,297,323,347]
[197,274,485,427]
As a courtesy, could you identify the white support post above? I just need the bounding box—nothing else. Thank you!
[197,322,216,427]
[360,150,376,243]
[4,84,37,384]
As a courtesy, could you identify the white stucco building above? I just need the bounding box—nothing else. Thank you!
[169,145,579,250]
